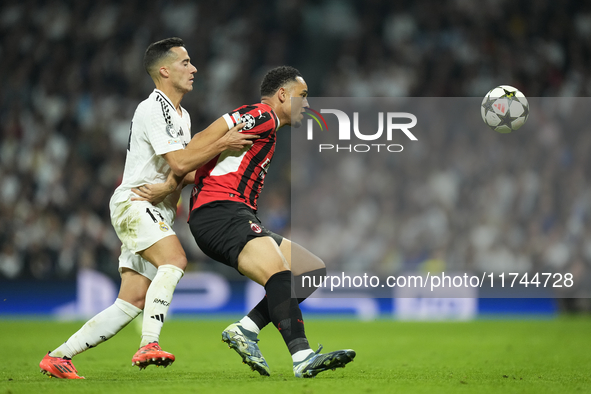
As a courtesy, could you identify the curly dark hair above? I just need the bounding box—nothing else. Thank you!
[143,37,185,77]
[260,66,302,97]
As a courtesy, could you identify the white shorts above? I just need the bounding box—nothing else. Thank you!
[117,246,158,280]
[110,199,177,280]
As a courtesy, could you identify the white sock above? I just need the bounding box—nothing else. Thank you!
[140,264,184,347]
[239,316,260,335]
[50,298,141,358]
[292,349,314,363]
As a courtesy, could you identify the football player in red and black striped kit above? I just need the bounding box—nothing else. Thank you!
[136,66,355,378]
[191,66,356,378]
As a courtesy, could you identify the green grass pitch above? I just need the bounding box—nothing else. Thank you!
[1,317,590,393]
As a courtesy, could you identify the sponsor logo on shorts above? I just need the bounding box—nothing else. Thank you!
[159,222,169,232]
[250,222,262,233]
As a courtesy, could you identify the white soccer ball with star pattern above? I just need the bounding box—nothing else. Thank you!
[481,85,529,133]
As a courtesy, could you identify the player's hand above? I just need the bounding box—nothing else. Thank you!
[131,183,174,205]
[222,123,259,152]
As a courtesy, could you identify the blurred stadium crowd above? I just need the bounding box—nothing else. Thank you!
[292,97,591,304]
[0,0,590,303]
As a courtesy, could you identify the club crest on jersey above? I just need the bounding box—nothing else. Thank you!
[166,125,185,139]
[159,222,170,232]
[240,114,256,131]
[250,222,262,233]
[165,124,176,137]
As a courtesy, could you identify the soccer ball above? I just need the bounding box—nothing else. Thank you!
[481,85,529,133]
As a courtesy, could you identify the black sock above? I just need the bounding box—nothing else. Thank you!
[264,270,310,355]
[247,268,327,331]
[294,267,327,301]
[247,296,270,330]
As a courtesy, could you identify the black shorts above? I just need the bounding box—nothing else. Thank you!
[188,200,284,270]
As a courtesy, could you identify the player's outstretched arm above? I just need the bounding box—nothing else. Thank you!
[131,171,193,204]
[164,119,256,177]
[131,118,255,204]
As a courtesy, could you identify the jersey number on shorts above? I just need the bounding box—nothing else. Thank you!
[146,207,164,223]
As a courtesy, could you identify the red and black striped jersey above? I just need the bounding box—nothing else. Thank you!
[190,103,280,212]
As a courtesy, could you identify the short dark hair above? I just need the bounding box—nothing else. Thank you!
[143,37,185,77]
[260,66,302,97]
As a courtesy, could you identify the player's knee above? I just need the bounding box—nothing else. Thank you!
[315,256,326,269]
[267,258,290,276]
[263,252,289,273]
[167,254,187,271]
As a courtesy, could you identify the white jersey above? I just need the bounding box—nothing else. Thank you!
[110,89,191,215]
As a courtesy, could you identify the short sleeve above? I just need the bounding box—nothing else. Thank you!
[147,100,185,156]
[181,107,192,136]
[223,105,276,135]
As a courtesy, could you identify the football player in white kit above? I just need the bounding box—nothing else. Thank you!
[40,37,254,379]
